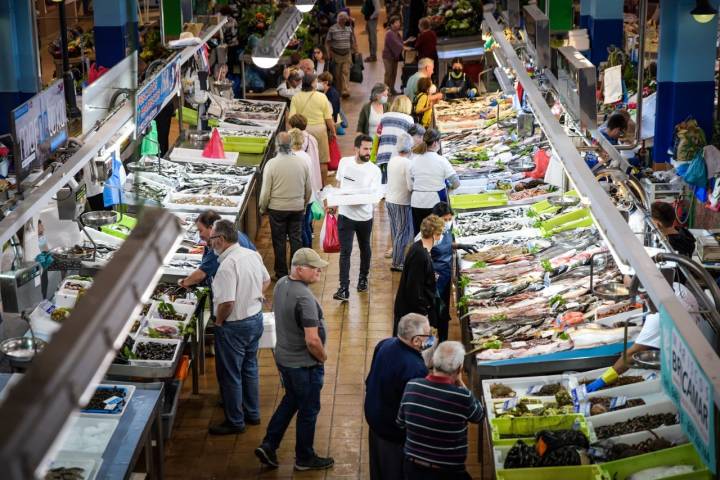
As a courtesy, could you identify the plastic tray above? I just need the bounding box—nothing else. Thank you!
[99,214,137,240]
[530,190,579,215]
[146,300,195,323]
[130,338,182,368]
[593,301,644,328]
[222,138,268,154]
[80,384,136,418]
[450,191,509,210]
[482,373,577,404]
[594,424,687,449]
[582,391,667,420]
[58,416,119,455]
[539,208,593,236]
[575,368,661,399]
[587,398,677,441]
[491,414,590,446]
[138,319,186,340]
[497,465,603,480]
[599,444,710,480]
[47,452,102,480]
[163,192,243,214]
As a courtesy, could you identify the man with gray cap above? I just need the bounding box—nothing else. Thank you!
[260,132,312,279]
[255,248,334,471]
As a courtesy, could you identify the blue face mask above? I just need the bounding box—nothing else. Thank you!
[421,335,436,351]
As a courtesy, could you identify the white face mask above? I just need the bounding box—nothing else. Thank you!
[317,82,326,91]
[433,236,442,247]
[379,95,388,104]
[444,221,452,232]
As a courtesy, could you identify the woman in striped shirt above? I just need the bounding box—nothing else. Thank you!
[376,95,414,184]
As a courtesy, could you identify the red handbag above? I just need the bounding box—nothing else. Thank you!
[321,214,340,253]
[328,136,341,171]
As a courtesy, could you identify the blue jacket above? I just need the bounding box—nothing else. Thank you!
[364,337,428,443]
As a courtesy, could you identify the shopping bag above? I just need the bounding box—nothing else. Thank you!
[103,152,127,207]
[321,213,340,253]
[328,136,341,171]
[350,53,364,83]
[369,135,380,163]
[603,65,622,104]
[681,151,708,187]
[525,149,550,179]
[311,200,325,221]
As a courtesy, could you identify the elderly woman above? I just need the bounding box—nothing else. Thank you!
[376,95,414,183]
[385,133,415,272]
[289,128,322,249]
[393,214,445,335]
[357,83,389,136]
[288,73,337,186]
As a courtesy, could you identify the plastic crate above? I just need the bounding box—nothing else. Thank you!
[599,444,711,480]
[491,414,590,446]
[530,190,578,215]
[496,465,604,480]
[100,214,137,240]
[539,208,592,236]
[450,191,509,210]
[161,379,182,440]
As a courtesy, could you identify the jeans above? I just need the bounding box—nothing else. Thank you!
[302,204,313,248]
[338,215,373,289]
[378,162,388,184]
[262,365,325,461]
[367,17,378,58]
[268,209,304,278]
[369,429,405,480]
[386,202,413,268]
[404,457,471,480]
[214,311,264,427]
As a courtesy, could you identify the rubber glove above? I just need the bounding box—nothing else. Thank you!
[585,367,618,393]
[456,244,478,253]
[36,252,54,269]
[467,88,478,99]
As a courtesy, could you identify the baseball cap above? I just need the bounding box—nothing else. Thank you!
[291,248,329,268]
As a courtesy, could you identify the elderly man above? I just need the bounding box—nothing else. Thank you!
[208,220,271,435]
[255,248,334,471]
[397,341,484,479]
[260,132,312,279]
[325,11,357,98]
[404,58,443,104]
[278,69,302,100]
[364,313,433,480]
[298,58,315,77]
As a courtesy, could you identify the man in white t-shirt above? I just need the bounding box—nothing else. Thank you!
[331,134,382,301]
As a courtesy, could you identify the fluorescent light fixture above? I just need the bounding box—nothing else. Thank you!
[295,0,316,13]
[251,7,304,69]
[691,0,717,22]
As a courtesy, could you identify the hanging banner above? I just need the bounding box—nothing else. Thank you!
[135,59,179,136]
[660,306,716,473]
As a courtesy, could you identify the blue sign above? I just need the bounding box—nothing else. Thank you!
[135,60,178,136]
[660,306,716,473]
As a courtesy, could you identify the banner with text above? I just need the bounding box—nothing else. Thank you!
[135,60,179,136]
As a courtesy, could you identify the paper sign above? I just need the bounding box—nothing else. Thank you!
[660,306,716,472]
[603,65,623,104]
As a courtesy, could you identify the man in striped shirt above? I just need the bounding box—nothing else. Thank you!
[396,341,483,479]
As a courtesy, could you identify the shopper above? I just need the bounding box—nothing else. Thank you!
[361,0,381,62]
[278,69,302,100]
[414,18,438,71]
[255,248,334,471]
[385,133,415,271]
[299,58,316,77]
[290,128,322,250]
[357,83,389,136]
[440,57,477,99]
[376,95,415,182]
[397,341,484,479]
[288,73,336,185]
[332,134,382,302]
[326,11,357,99]
[383,15,405,95]
[404,58,442,104]
[365,313,432,480]
[413,77,435,129]
[288,114,321,186]
[312,47,329,74]
[651,201,695,257]
[393,214,444,335]
[208,220,271,435]
[178,211,256,289]
[409,123,426,146]
[317,72,342,133]
[429,202,477,341]
[409,128,460,234]
[259,132,312,279]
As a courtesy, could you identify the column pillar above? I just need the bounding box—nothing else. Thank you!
[0,0,41,134]
[93,0,138,69]
[653,0,719,163]
[588,0,623,66]
[579,0,591,29]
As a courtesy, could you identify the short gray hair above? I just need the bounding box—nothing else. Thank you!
[370,82,388,101]
[276,131,292,154]
[397,313,429,340]
[432,341,465,375]
[212,219,238,243]
[418,57,434,70]
[396,132,413,154]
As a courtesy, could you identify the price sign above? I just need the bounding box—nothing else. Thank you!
[135,60,179,136]
[660,306,716,473]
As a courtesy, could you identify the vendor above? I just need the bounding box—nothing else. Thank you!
[651,201,695,257]
[178,211,256,289]
[429,202,477,341]
[585,280,699,392]
[439,58,477,100]
[600,111,629,146]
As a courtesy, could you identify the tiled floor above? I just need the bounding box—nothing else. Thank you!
[164,8,485,480]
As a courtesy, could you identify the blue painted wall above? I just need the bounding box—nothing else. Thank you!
[93,0,138,68]
[587,0,623,65]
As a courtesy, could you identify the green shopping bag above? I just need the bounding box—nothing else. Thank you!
[311,200,325,221]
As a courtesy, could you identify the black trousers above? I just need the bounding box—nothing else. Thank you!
[403,457,471,480]
[338,215,373,289]
[268,209,304,278]
[369,429,404,480]
[411,207,434,236]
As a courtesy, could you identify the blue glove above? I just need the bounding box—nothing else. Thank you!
[585,367,618,393]
[36,252,54,269]
[585,378,606,393]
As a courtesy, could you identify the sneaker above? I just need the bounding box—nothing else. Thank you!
[357,277,368,292]
[209,421,245,435]
[390,265,403,272]
[255,445,279,468]
[333,287,349,301]
[295,455,335,471]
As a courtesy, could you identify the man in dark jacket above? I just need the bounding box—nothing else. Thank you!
[364,313,433,480]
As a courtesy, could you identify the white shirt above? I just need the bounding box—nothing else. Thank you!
[386,154,412,205]
[336,156,382,222]
[213,244,270,321]
[293,150,322,195]
[368,105,383,137]
[635,282,700,349]
[315,61,325,75]
[409,151,457,208]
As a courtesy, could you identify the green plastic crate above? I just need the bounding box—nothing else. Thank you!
[491,414,590,446]
[450,191,509,210]
[530,190,578,215]
[497,465,604,480]
[178,107,219,128]
[539,208,592,236]
[100,214,137,240]
[599,444,711,480]
[222,139,268,154]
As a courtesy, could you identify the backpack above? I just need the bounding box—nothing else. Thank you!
[361,0,375,19]
[672,117,706,162]
[412,92,427,124]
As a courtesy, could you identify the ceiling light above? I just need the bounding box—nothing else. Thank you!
[295,0,316,13]
[251,7,304,69]
[691,0,717,23]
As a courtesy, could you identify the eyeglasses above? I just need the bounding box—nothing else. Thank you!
[209,235,223,240]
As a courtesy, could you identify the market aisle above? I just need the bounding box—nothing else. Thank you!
[164,9,486,479]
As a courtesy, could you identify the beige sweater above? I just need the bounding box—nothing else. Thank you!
[259,152,312,213]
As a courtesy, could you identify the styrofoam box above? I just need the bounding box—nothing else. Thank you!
[139,319,186,340]
[57,415,119,455]
[326,192,383,207]
[594,423,688,449]
[29,300,62,337]
[80,384,136,418]
[54,278,93,308]
[163,192,243,214]
[481,373,578,408]
[130,338,182,367]
[260,312,276,349]
[587,398,677,442]
[574,368,661,398]
[48,451,103,480]
[146,300,195,323]
[584,391,666,420]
